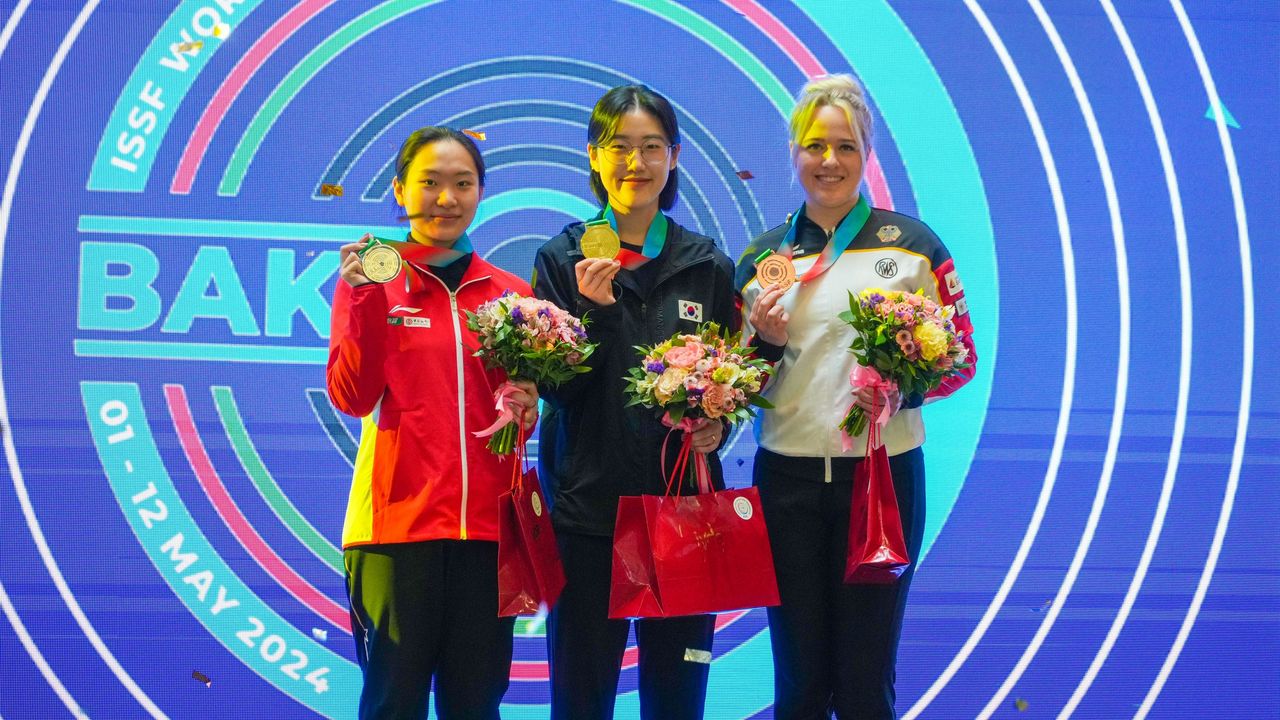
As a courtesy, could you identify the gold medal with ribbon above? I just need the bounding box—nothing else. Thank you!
[358,237,403,284]
[580,221,621,260]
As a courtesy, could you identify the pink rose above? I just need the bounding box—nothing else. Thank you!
[664,344,705,369]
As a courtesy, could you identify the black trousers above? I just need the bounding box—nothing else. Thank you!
[754,447,926,720]
[345,540,515,720]
[547,531,715,720]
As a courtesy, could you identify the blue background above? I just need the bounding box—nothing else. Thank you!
[2,1,1277,718]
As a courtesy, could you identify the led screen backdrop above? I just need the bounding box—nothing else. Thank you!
[1,1,1276,718]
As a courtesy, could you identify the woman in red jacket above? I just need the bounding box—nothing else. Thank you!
[327,126,538,720]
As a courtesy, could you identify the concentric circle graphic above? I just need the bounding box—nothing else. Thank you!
[1,1,1274,718]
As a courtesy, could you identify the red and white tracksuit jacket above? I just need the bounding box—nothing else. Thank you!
[327,255,530,547]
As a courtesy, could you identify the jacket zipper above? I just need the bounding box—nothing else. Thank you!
[448,291,469,538]
[420,267,491,540]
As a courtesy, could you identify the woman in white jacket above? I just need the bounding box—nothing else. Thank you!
[735,75,978,719]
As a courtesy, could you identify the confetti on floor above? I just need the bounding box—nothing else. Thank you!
[735,170,755,180]
[319,183,344,197]
[174,40,203,53]
[312,628,328,642]
[462,129,487,141]
[1015,698,1029,711]
[1031,599,1052,612]
[192,670,212,687]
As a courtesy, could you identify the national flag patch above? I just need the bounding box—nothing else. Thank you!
[678,300,703,322]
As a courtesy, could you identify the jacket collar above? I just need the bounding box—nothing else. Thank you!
[405,252,494,296]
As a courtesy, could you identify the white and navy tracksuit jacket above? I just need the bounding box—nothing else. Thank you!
[736,206,977,469]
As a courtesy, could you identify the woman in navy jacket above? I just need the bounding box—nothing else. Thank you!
[532,85,738,720]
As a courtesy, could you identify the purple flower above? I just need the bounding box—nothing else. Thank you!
[869,292,885,305]
[510,306,525,324]
[646,361,666,374]
[538,307,552,318]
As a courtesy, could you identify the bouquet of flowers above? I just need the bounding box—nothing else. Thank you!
[625,323,773,490]
[837,288,971,440]
[466,292,597,454]
[626,323,773,425]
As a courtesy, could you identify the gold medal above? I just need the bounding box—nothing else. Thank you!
[580,223,621,260]
[756,253,796,290]
[360,243,402,284]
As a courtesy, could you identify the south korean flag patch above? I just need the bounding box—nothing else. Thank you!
[678,299,703,323]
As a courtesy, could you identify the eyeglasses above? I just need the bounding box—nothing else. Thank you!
[593,141,674,165]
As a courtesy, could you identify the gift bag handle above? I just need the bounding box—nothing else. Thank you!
[510,417,528,492]
[660,417,713,498]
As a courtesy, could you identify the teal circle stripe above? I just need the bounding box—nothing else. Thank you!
[88,0,267,192]
[471,189,599,234]
[81,382,360,716]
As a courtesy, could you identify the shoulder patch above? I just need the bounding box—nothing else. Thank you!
[877,225,901,243]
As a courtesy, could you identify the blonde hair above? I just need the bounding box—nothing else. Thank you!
[788,74,873,156]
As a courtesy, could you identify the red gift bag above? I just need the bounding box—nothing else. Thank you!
[844,420,910,584]
[609,428,780,618]
[496,427,566,616]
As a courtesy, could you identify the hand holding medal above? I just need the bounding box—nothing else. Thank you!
[580,220,621,260]
[750,249,793,346]
[575,219,624,305]
[339,234,386,287]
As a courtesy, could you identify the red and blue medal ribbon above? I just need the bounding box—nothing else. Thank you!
[777,194,873,282]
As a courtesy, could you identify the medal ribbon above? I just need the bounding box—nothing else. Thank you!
[778,194,872,282]
[591,206,668,270]
[364,234,472,293]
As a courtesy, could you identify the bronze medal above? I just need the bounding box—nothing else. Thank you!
[756,253,797,290]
